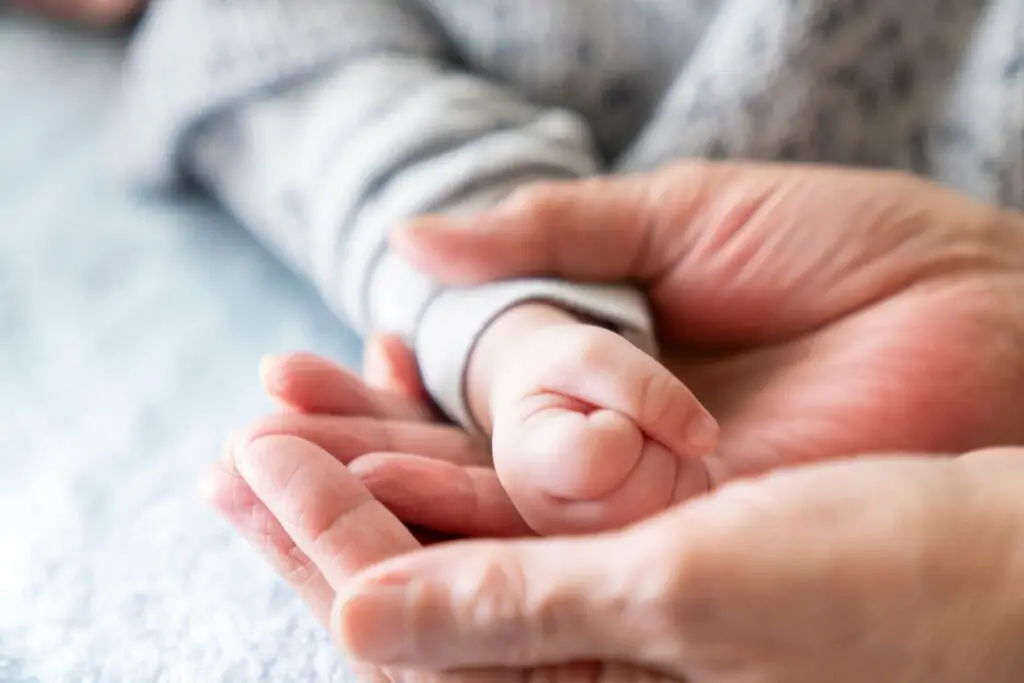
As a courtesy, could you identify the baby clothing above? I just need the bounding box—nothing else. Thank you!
[116,0,1023,427]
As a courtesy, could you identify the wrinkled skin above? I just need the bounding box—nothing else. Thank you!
[205,163,1024,683]
[388,163,1024,482]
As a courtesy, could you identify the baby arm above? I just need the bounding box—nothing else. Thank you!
[117,0,719,534]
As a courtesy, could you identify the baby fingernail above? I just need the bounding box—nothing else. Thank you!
[688,412,719,450]
[336,588,411,663]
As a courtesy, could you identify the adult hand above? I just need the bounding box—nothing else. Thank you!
[208,361,1024,683]
[335,447,1024,683]
[201,351,528,607]
[368,163,1024,504]
[215,163,1024,539]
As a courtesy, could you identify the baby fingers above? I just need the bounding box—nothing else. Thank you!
[491,326,715,534]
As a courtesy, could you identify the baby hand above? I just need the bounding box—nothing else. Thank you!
[466,303,718,534]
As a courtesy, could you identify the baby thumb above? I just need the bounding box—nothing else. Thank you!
[334,530,677,670]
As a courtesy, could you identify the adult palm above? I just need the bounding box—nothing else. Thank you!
[202,163,1024,683]
[389,162,1024,487]
[209,163,1024,540]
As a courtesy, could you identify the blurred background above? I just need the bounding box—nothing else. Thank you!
[1,8,362,682]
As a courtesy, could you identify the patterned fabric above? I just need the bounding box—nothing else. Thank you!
[0,14,362,681]
[117,0,1024,425]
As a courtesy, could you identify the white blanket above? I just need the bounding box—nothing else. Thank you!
[0,12,360,682]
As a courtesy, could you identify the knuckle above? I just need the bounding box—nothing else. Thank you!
[649,484,786,637]
[280,543,320,589]
[453,548,537,658]
[621,517,724,648]
[471,550,529,619]
[309,497,374,562]
[242,501,320,590]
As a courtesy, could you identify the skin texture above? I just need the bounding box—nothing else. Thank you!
[333,449,1024,683]
[402,163,1024,462]
[211,412,1024,683]
[464,301,718,534]
[343,162,1024,526]
[203,162,1024,683]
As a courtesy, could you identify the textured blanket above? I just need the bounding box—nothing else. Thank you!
[0,12,360,682]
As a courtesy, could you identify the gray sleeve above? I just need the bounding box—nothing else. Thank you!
[115,0,655,429]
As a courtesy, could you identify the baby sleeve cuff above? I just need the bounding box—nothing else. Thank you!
[414,280,657,432]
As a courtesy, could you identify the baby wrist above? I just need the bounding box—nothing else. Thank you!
[414,280,657,434]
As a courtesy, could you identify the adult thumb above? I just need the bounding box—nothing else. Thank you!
[333,528,682,670]
[390,169,687,286]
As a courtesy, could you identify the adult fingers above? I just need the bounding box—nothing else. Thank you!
[351,453,533,538]
[202,436,474,683]
[261,352,431,421]
[332,454,950,673]
[336,452,1024,681]
[362,334,430,403]
[231,435,437,683]
[236,412,491,468]
[234,434,422,596]
[391,162,768,285]
[200,442,471,623]
[393,162,1010,287]
[199,440,336,626]
[201,435,443,625]
[334,522,682,671]
[219,411,493,548]
[395,164,1020,348]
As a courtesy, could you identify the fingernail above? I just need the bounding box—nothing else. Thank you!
[336,587,411,664]
[687,412,719,451]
